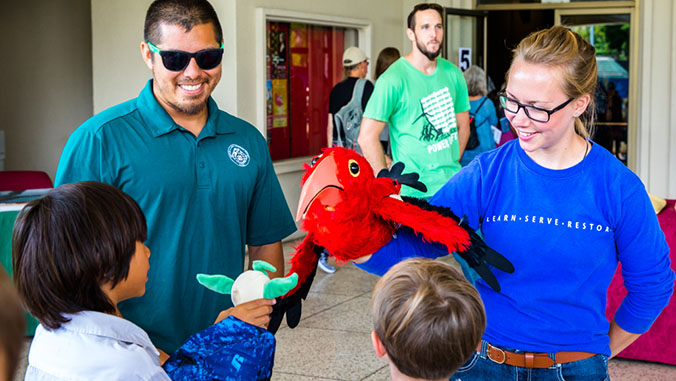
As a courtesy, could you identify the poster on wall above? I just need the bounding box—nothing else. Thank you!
[267,22,289,133]
[290,23,307,49]
[271,79,288,128]
[266,80,273,129]
[268,23,288,79]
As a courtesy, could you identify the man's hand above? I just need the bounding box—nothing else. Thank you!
[158,349,170,365]
[327,114,335,148]
[358,117,388,173]
[456,110,470,159]
[215,298,276,328]
[248,242,284,278]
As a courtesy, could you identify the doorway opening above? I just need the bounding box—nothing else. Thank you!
[486,10,554,93]
[483,9,631,165]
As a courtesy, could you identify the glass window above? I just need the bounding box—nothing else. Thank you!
[565,14,630,164]
[266,21,354,161]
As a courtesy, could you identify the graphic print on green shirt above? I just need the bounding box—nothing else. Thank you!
[364,57,470,198]
[416,86,457,148]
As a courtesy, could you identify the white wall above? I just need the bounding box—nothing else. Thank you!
[1,1,93,181]
[91,0,238,115]
[637,0,676,198]
[91,0,150,113]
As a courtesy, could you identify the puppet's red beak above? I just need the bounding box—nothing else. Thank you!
[296,155,344,221]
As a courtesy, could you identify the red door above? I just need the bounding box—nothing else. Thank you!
[266,22,344,160]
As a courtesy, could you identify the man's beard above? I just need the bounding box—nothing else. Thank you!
[168,99,207,116]
[416,37,441,61]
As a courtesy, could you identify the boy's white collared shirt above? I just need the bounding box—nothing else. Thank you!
[25,310,170,380]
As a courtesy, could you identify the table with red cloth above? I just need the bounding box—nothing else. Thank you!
[605,199,676,365]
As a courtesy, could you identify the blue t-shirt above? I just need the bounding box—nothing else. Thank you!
[55,80,297,352]
[461,96,498,166]
[372,140,674,356]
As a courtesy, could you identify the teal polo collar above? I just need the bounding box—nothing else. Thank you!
[136,79,234,138]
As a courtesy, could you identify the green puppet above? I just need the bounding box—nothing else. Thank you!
[197,260,298,306]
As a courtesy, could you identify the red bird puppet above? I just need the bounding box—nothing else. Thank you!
[268,147,514,333]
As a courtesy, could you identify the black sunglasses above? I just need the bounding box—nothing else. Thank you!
[498,91,574,123]
[147,41,224,71]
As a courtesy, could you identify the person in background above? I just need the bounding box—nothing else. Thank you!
[358,2,470,199]
[326,46,374,149]
[55,0,296,355]
[321,46,374,274]
[363,26,674,380]
[605,81,626,160]
[0,269,25,381]
[374,47,401,156]
[461,65,498,166]
[370,258,485,381]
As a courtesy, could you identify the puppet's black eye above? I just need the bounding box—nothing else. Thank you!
[348,159,360,177]
[311,155,321,166]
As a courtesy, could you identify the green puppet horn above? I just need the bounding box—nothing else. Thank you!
[252,260,277,277]
[196,273,234,294]
[263,273,298,299]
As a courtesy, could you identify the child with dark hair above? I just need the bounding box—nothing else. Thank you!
[370,258,485,380]
[12,181,170,380]
[0,269,25,381]
[14,182,278,380]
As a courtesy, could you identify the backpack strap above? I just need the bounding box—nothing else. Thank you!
[335,78,367,147]
[470,96,490,126]
[470,96,489,117]
[351,78,367,108]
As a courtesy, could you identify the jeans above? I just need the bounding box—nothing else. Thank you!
[451,341,609,381]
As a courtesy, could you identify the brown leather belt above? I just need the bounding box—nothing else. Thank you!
[477,342,596,369]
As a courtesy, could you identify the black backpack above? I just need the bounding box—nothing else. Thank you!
[466,97,488,150]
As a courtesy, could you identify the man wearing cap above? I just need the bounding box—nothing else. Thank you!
[326,46,374,149]
[358,3,470,199]
[320,46,374,274]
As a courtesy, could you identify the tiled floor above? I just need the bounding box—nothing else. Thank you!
[270,242,676,380]
[12,241,676,380]
[272,244,386,380]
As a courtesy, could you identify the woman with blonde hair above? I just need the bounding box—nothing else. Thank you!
[363,25,673,380]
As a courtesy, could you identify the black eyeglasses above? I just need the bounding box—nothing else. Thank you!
[498,91,574,123]
[147,41,224,71]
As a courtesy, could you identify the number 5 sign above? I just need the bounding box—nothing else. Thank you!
[459,47,471,71]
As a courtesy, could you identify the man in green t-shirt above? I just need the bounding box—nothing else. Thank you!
[359,3,470,198]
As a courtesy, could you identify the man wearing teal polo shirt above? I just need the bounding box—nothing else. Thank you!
[55,0,296,357]
[358,3,470,198]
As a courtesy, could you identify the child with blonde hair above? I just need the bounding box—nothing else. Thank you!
[371,258,485,380]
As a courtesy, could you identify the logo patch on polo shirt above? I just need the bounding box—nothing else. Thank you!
[228,144,250,167]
